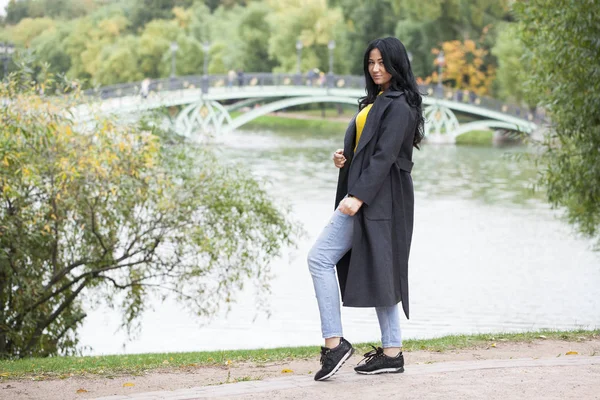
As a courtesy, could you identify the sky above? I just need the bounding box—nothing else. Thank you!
[0,0,7,17]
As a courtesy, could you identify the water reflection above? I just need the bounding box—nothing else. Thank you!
[216,129,544,206]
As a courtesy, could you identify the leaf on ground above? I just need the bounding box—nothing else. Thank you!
[490,343,497,348]
[566,351,578,355]
[0,372,10,377]
[281,369,293,373]
[76,388,88,394]
[122,382,135,387]
[538,335,547,339]
[162,360,169,365]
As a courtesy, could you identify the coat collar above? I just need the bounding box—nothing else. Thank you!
[353,91,404,156]
[382,90,404,98]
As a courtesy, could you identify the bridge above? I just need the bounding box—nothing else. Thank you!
[79,73,539,143]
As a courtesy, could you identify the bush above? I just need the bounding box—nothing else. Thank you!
[0,68,295,358]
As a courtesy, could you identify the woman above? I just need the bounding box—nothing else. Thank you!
[307,37,424,381]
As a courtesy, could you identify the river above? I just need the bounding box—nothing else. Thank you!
[78,125,600,355]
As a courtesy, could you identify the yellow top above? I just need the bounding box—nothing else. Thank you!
[354,92,382,151]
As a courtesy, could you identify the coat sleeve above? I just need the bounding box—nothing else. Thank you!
[348,100,412,206]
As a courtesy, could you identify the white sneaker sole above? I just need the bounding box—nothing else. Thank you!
[316,347,355,381]
[355,366,404,375]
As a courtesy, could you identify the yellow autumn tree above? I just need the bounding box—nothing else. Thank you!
[427,39,496,95]
[0,66,295,358]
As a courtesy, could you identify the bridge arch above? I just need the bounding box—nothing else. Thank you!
[226,96,359,132]
[453,120,533,137]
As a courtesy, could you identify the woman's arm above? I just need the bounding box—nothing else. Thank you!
[348,100,412,206]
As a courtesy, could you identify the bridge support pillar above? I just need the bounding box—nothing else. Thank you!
[201,75,209,94]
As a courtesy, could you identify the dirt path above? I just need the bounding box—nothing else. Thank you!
[2,338,599,400]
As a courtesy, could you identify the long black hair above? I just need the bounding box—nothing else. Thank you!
[359,37,425,148]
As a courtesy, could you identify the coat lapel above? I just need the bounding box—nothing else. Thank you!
[354,91,404,157]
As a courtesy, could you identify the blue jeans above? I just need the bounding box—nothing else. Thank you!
[307,209,402,348]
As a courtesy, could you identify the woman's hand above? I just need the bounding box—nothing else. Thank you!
[337,196,363,216]
[332,149,346,168]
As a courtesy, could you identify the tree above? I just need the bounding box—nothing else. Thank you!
[138,19,181,78]
[0,67,295,358]
[5,17,55,47]
[266,0,348,74]
[333,0,399,75]
[514,0,600,247]
[4,0,31,24]
[129,0,195,31]
[392,0,511,79]
[29,24,72,77]
[491,22,529,105]
[426,39,496,95]
[236,2,277,72]
[3,0,99,24]
[93,35,145,85]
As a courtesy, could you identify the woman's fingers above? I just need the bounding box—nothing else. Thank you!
[333,150,346,168]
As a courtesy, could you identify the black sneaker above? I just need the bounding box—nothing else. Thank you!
[354,346,404,375]
[314,338,354,381]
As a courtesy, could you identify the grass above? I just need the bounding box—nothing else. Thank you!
[455,129,494,145]
[282,107,355,119]
[231,111,497,147]
[0,329,597,380]
[231,111,348,133]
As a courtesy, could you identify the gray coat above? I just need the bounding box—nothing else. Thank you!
[334,91,417,319]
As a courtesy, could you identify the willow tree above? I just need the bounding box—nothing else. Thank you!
[0,67,295,358]
[514,0,600,247]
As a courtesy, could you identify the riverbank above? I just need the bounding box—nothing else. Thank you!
[1,330,598,399]
[1,329,596,380]
[236,110,496,145]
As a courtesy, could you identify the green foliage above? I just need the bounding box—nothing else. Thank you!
[514,0,600,247]
[29,25,72,76]
[138,19,181,78]
[393,0,511,79]
[266,0,350,74]
[4,0,99,24]
[5,17,55,47]
[334,0,399,75]
[492,23,532,106]
[236,2,277,72]
[129,0,195,30]
[0,0,514,94]
[0,68,295,358]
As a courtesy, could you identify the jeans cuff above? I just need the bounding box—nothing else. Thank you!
[323,333,344,339]
[382,342,402,348]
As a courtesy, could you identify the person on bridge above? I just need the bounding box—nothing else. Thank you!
[307,36,425,381]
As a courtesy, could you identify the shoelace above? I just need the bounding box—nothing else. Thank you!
[319,348,333,367]
[358,345,384,365]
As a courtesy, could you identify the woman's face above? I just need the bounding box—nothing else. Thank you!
[368,48,392,90]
